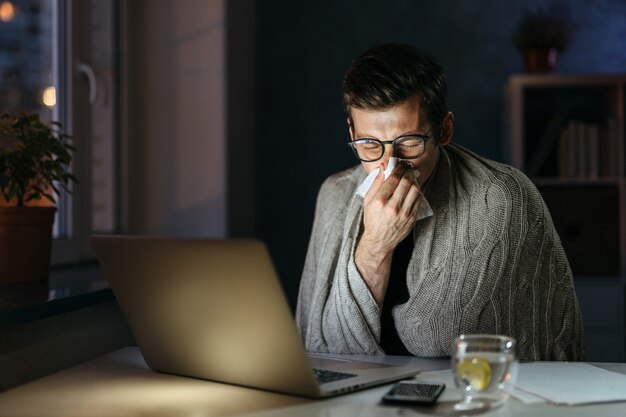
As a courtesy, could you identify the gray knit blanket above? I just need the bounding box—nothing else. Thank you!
[296,143,584,360]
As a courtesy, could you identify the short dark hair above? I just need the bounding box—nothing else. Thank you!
[342,43,448,131]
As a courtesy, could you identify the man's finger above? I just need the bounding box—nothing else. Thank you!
[373,161,408,202]
[403,183,422,217]
[388,168,416,209]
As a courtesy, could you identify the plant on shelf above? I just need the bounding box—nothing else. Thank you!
[0,110,77,283]
[513,4,574,73]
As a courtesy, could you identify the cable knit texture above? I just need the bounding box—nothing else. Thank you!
[296,144,584,361]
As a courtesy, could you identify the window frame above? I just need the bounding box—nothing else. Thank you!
[50,0,120,265]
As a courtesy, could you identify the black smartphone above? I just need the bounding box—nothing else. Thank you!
[382,381,445,406]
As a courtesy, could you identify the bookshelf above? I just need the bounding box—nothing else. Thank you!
[504,74,626,361]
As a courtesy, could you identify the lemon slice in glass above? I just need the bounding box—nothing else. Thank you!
[457,356,491,391]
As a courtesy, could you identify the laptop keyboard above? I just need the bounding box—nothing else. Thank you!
[313,368,358,384]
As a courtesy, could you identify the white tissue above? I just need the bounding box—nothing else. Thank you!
[356,157,434,221]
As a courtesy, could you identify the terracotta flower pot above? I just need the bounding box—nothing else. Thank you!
[0,206,56,283]
[522,48,559,73]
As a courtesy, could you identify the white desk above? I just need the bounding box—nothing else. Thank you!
[0,347,625,417]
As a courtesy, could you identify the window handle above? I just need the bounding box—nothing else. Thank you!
[76,62,97,104]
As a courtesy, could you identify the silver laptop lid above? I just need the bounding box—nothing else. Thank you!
[91,235,321,397]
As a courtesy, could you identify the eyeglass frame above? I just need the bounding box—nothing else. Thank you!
[346,124,438,163]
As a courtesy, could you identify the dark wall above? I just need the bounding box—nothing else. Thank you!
[254,0,626,310]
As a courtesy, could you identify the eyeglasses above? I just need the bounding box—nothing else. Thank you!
[347,126,436,162]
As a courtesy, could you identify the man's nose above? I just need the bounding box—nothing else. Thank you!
[380,143,396,170]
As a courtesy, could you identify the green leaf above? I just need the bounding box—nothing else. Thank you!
[0,109,76,206]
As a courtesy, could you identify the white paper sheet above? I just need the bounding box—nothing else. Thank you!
[514,362,626,405]
[511,387,547,404]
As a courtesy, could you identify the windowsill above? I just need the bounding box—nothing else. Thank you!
[0,262,113,328]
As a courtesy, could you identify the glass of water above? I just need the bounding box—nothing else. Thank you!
[452,334,517,411]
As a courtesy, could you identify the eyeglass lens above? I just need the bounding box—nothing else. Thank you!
[352,136,425,162]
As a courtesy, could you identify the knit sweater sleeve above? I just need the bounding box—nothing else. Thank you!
[296,172,384,354]
[506,173,584,360]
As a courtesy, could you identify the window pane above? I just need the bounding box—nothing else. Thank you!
[2,0,117,261]
[0,0,68,238]
[0,0,54,118]
[0,0,70,239]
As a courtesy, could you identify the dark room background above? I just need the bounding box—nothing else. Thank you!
[252,0,626,309]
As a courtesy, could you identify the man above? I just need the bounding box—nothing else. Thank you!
[295,43,583,360]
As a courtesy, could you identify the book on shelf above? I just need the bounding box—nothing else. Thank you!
[558,126,568,178]
[556,118,618,180]
[557,120,578,178]
[576,121,587,179]
[587,124,600,180]
[607,118,618,177]
[527,113,567,177]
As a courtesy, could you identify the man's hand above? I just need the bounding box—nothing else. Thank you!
[355,160,422,307]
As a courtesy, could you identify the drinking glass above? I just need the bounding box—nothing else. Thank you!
[452,334,518,411]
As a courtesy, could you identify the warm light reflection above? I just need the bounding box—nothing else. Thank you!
[42,86,56,107]
[50,378,306,416]
[0,1,15,22]
[0,348,310,416]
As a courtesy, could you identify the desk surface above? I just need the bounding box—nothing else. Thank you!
[0,347,625,417]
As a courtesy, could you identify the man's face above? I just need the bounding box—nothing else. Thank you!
[349,95,441,186]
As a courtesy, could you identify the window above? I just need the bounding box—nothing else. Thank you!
[0,0,119,264]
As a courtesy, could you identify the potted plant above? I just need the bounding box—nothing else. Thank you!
[513,5,574,73]
[0,110,76,283]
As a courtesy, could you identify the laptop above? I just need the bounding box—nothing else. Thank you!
[91,235,420,398]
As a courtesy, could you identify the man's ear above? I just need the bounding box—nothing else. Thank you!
[438,112,454,146]
[347,117,355,140]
